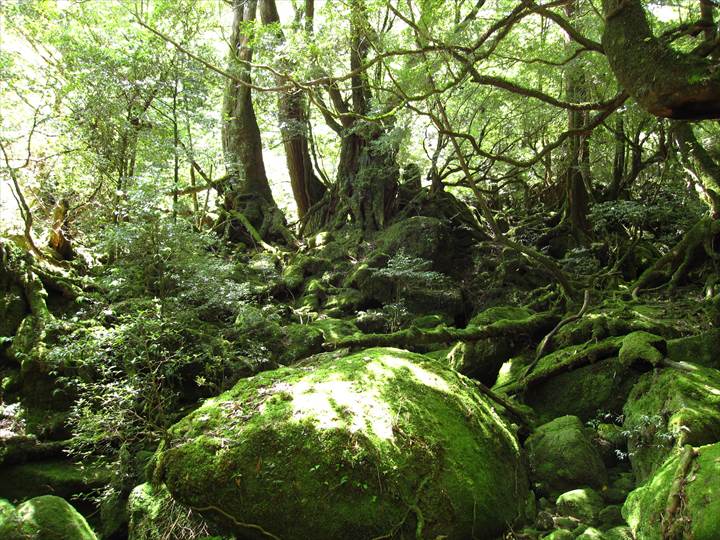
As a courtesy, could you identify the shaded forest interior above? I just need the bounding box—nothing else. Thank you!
[2,0,720,539]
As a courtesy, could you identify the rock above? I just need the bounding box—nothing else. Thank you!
[592,423,626,467]
[525,416,607,496]
[603,526,633,540]
[375,216,454,273]
[152,347,530,539]
[556,488,604,523]
[0,499,23,540]
[323,288,363,316]
[622,365,720,481]
[536,510,554,530]
[450,306,538,386]
[0,460,109,505]
[525,352,641,424]
[128,483,224,540]
[598,504,624,528]
[541,529,575,540]
[1,495,98,540]
[576,527,604,540]
[617,331,666,368]
[667,329,720,369]
[354,310,390,334]
[281,318,359,364]
[623,442,720,540]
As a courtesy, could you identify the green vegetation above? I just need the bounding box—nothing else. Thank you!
[2,0,720,538]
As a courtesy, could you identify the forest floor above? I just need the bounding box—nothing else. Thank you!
[2,206,720,540]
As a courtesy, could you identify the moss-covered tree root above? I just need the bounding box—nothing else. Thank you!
[633,217,720,297]
[662,445,698,539]
[325,311,559,350]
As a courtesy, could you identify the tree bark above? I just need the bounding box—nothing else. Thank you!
[602,0,720,119]
[259,0,326,219]
[220,0,281,243]
[333,0,399,233]
[563,1,591,244]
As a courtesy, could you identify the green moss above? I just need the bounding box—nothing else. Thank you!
[668,329,720,368]
[525,344,639,423]
[0,499,23,540]
[15,495,97,540]
[622,365,720,481]
[525,416,607,497]
[556,488,604,524]
[0,461,110,504]
[623,442,720,540]
[153,347,529,539]
[617,331,665,368]
[0,286,27,338]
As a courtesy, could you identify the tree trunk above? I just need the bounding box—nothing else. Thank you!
[602,0,720,119]
[673,121,720,218]
[333,0,398,233]
[220,0,282,244]
[259,0,326,219]
[563,1,591,244]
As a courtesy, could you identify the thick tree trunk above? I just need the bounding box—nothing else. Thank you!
[673,121,720,217]
[258,0,326,219]
[337,128,398,233]
[220,0,281,244]
[334,0,398,233]
[602,0,720,119]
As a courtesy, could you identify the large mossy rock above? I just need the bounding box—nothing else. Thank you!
[623,443,720,539]
[622,365,720,481]
[667,329,720,369]
[152,347,530,539]
[375,216,454,274]
[525,416,607,497]
[524,347,641,424]
[0,495,97,540]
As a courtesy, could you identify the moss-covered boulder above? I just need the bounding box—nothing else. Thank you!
[280,318,359,364]
[376,216,454,273]
[667,329,720,369]
[622,365,720,481]
[152,347,530,539]
[0,495,97,540]
[525,416,607,497]
[128,483,226,540]
[524,349,641,424]
[623,443,720,539]
[556,488,604,524]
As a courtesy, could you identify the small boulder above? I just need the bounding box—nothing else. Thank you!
[556,488,604,524]
[4,495,98,540]
[525,416,607,496]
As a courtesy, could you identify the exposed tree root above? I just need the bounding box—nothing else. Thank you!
[633,217,720,297]
[190,505,282,540]
[662,445,697,540]
[324,312,559,351]
[523,289,591,377]
[497,338,622,395]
